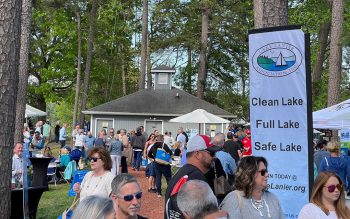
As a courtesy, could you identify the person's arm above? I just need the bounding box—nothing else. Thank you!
[318,158,326,174]
[122,135,129,148]
[12,157,17,178]
[143,142,149,158]
[237,149,243,158]
[148,144,155,159]
[227,155,237,175]
[165,144,173,156]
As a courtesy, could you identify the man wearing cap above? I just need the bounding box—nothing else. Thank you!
[164,135,221,219]
[242,129,252,157]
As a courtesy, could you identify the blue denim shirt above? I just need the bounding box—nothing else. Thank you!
[215,150,237,175]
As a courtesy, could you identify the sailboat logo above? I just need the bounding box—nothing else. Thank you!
[252,42,302,77]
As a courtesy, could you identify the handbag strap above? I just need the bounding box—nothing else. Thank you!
[234,190,242,210]
[213,162,218,178]
[68,195,80,211]
[324,157,329,167]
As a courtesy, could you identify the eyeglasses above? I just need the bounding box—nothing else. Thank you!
[117,192,142,202]
[199,150,214,157]
[90,157,101,162]
[325,184,343,193]
[257,169,268,176]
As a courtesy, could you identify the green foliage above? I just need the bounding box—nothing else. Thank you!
[257,56,274,64]
[27,0,350,122]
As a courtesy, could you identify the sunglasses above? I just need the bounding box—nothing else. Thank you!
[118,192,142,202]
[90,157,101,162]
[258,169,268,176]
[325,184,343,193]
[200,150,215,157]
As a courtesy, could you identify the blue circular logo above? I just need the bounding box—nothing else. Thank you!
[252,42,302,77]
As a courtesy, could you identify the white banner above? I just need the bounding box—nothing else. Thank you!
[249,28,311,219]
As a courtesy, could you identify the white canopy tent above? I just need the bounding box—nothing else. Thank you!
[25,104,47,118]
[169,108,230,133]
[313,99,350,129]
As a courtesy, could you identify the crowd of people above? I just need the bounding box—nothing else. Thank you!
[11,121,350,218]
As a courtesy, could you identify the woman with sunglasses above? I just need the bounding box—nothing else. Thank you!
[73,147,115,201]
[143,134,157,193]
[220,156,284,219]
[298,171,350,219]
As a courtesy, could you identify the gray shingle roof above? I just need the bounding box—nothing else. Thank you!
[83,88,235,118]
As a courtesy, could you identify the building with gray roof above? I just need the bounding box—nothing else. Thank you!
[82,65,235,137]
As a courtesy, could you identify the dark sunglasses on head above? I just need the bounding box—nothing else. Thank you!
[90,157,101,162]
[258,169,268,176]
[325,184,343,193]
[200,150,215,157]
[118,191,142,201]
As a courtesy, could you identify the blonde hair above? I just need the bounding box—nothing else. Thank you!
[173,141,181,150]
[311,171,350,218]
[326,141,340,153]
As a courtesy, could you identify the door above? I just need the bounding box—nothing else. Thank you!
[95,119,114,136]
[145,120,163,135]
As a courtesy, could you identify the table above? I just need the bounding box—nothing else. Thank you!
[11,186,48,219]
[29,157,52,187]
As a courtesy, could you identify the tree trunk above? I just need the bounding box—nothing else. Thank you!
[312,21,330,84]
[73,11,82,129]
[14,0,32,143]
[80,0,98,126]
[327,0,343,107]
[121,58,126,96]
[146,34,152,89]
[0,0,22,217]
[139,0,148,90]
[196,5,209,99]
[186,46,192,93]
[253,0,288,28]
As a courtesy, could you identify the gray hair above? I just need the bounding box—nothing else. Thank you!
[72,196,114,219]
[213,133,225,147]
[111,173,139,195]
[177,180,218,218]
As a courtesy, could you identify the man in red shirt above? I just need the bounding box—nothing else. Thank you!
[242,129,252,157]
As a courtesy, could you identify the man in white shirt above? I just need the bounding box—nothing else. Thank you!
[72,124,80,146]
[164,131,173,147]
[176,127,187,148]
[12,143,23,188]
[75,129,85,150]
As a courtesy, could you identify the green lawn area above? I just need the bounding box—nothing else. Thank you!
[37,184,74,219]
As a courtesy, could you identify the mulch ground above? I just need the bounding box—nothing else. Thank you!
[129,168,165,219]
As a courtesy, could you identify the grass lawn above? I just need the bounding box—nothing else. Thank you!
[37,184,74,219]
[36,143,74,219]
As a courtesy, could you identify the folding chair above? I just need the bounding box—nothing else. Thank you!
[47,162,58,187]
[59,160,76,184]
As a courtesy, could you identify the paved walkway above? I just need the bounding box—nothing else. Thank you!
[129,168,165,218]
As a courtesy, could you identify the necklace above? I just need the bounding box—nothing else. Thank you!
[251,198,271,218]
[83,172,105,194]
